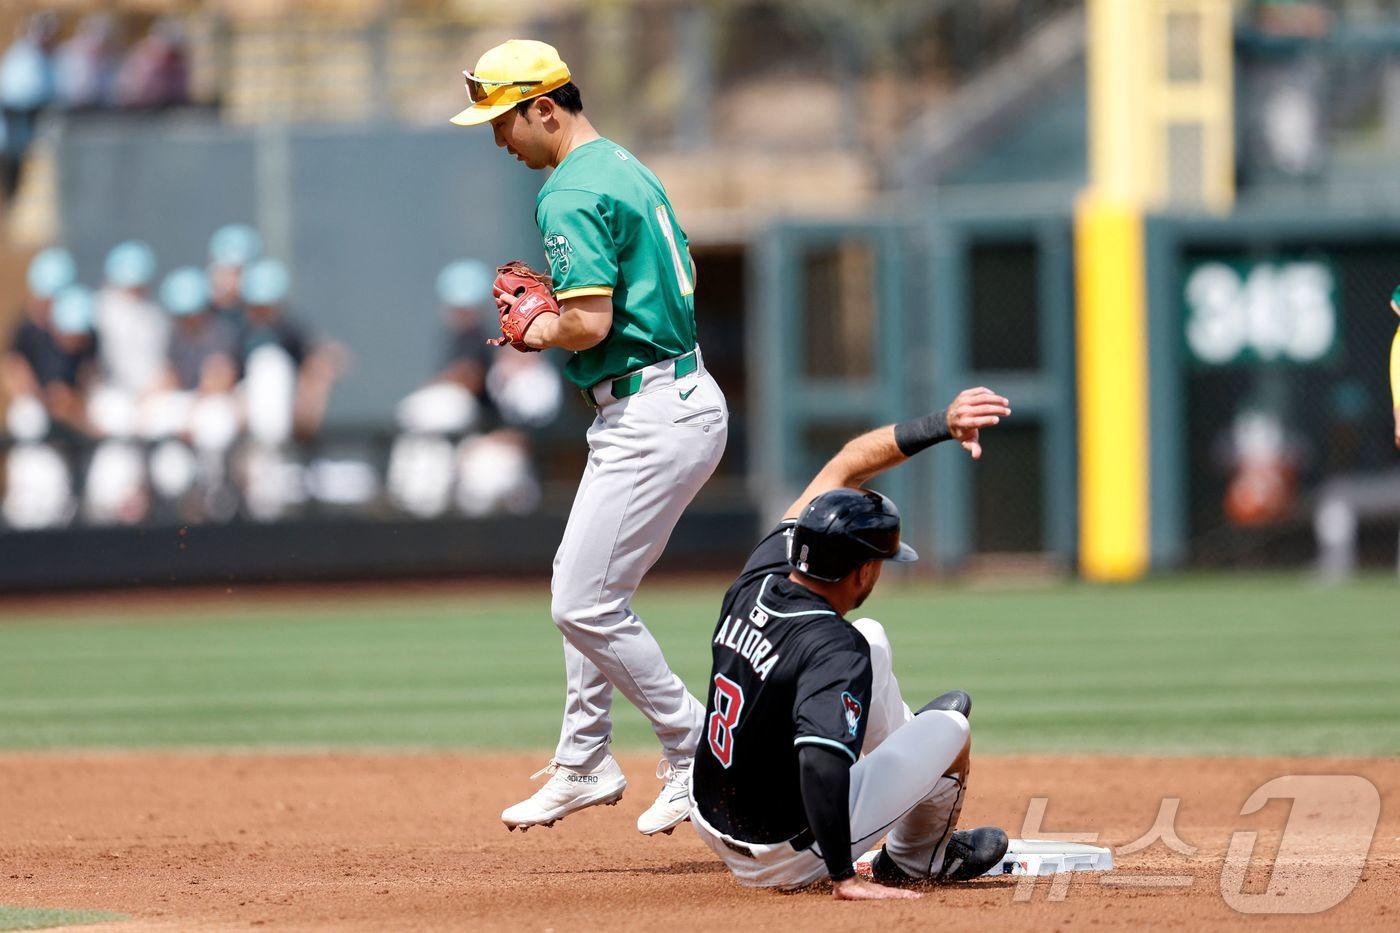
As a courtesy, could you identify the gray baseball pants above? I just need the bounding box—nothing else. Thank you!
[551,349,727,770]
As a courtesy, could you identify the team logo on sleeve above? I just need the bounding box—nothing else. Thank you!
[841,692,862,737]
[544,233,573,275]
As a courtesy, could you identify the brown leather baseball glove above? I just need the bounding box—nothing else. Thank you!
[489,260,560,352]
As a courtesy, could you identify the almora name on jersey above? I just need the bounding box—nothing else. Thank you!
[713,606,779,681]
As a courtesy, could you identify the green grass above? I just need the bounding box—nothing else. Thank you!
[0,907,127,931]
[0,574,1396,755]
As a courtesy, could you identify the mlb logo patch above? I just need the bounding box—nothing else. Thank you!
[841,691,862,737]
[749,606,769,629]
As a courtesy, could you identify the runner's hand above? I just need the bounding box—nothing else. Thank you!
[946,386,1011,461]
[831,876,922,901]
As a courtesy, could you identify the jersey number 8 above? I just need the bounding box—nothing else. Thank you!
[707,674,744,768]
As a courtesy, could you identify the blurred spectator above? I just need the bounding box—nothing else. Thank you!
[3,280,96,530]
[94,240,168,399]
[55,13,119,111]
[50,287,99,367]
[160,266,238,396]
[486,351,563,430]
[389,260,492,517]
[389,259,559,518]
[113,17,188,110]
[26,245,76,298]
[455,429,542,517]
[2,430,71,529]
[14,282,99,436]
[206,223,263,324]
[1256,60,1325,178]
[461,351,562,517]
[3,248,84,437]
[235,259,344,521]
[86,240,167,525]
[0,12,58,201]
[145,266,240,521]
[394,260,493,435]
[1221,408,1301,528]
[238,258,344,440]
[435,260,495,397]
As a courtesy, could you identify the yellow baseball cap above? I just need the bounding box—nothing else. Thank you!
[450,39,571,127]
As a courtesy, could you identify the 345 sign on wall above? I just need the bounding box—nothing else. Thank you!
[1182,259,1337,365]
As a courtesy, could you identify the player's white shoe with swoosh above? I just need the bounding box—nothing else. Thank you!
[637,758,692,836]
[501,757,627,831]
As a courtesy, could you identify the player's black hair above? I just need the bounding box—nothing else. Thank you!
[516,81,583,117]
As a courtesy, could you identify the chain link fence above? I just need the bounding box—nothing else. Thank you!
[1179,238,1400,568]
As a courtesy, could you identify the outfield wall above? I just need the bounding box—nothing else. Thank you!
[0,503,756,592]
[751,201,1400,575]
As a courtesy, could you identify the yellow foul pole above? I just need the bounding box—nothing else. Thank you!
[1076,0,1233,581]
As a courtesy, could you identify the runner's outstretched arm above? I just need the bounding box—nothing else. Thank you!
[782,387,1011,520]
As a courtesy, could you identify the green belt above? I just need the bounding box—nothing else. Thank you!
[581,350,698,408]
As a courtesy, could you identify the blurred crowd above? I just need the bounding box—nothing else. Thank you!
[2,10,189,200]
[386,259,563,521]
[3,231,563,531]
[2,225,342,529]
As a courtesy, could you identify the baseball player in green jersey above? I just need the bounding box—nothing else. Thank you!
[452,40,728,836]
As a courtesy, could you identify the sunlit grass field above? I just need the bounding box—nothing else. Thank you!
[1,574,1395,755]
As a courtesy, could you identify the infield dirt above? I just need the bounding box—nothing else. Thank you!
[1,753,1394,931]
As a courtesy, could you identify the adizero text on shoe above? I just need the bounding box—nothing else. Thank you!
[937,827,1010,881]
[636,758,692,836]
[500,757,627,831]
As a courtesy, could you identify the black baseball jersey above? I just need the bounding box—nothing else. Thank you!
[692,521,873,843]
[169,316,238,390]
[239,315,309,369]
[11,318,95,388]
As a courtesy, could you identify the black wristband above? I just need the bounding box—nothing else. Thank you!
[829,866,856,883]
[893,409,952,456]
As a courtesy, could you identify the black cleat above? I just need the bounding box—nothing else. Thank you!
[870,827,1007,884]
[918,690,972,719]
[936,827,1009,881]
[869,847,918,886]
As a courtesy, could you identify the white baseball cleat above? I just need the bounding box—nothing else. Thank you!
[637,758,692,836]
[501,757,627,831]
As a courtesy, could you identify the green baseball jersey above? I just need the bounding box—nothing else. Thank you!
[535,137,697,389]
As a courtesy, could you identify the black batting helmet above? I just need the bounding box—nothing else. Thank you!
[786,488,918,582]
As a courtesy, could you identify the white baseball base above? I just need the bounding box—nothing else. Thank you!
[855,839,1114,878]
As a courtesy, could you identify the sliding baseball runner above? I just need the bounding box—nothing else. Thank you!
[691,387,1012,898]
[452,39,726,836]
